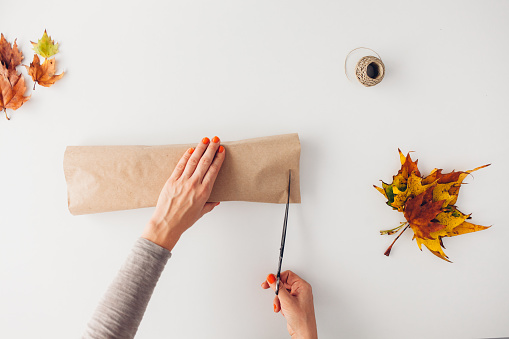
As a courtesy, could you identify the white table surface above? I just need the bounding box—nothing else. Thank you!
[1,1,508,338]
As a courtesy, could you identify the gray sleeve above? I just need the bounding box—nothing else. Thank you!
[83,237,172,339]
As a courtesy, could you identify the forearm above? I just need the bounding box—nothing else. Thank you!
[83,238,171,339]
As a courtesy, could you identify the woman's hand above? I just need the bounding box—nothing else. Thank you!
[262,270,318,339]
[141,136,225,251]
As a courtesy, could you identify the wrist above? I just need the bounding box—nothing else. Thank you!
[291,320,318,339]
[141,219,182,251]
[292,331,317,339]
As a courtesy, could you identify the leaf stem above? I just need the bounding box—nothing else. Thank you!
[384,224,410,257]
[380,222,407,235]
[4,108,9,120]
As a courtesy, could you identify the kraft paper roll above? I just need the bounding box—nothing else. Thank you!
[64,133,301,215]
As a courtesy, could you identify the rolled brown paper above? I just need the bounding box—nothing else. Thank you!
[64,133,301,215]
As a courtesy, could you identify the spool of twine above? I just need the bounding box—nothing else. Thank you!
[355,55,385,87]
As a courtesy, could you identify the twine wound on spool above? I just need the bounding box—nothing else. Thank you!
[344,47,385,87]
[355,56,385,87]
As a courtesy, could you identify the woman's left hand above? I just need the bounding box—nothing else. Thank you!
[141,136,225,251]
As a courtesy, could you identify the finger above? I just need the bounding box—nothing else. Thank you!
[266,274,277,292]
[281,270,305,286]
[201,202,220,216]
[193,136,221,181]
[261,281,270,289]
[266,273,293,305]
[273,295,281,313]
[182,137,210,178]
[169,147,195,181]
[267,273,289,294]
[201,144,225,188]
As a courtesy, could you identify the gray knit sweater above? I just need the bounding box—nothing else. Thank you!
[83,238,172,339]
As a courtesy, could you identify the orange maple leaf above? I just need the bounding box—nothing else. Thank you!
[0,33,23,70]
[25,54,64,89]
[0,33,25,88]
[0,64,31,120]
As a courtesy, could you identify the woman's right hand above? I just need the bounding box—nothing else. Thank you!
[261,270,318,339]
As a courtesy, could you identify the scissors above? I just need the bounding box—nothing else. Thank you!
[276,170,291,295]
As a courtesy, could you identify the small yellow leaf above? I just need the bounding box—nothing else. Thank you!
[31,30,59,59]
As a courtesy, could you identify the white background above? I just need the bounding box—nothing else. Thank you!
[1,1,508,338]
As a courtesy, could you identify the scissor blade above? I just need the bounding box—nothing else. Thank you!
[276,170,291,295]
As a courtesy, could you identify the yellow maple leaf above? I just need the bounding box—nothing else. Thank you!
[31,30,59,59]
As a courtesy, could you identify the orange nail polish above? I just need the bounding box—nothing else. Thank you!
[188,148,194,154]
[216,202,220,206]
[218,146,225,153]
[274,304,277,312]
[267,274,276,284]
[212,136,220,143]
[202,137,210,144]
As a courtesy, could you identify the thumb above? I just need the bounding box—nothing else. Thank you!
[201,202,220,215]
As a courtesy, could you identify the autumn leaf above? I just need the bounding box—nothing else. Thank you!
[0,64,31,120]
[0,33,23,70]
[404,186,446,240]
[25,54,64,89]
[0,33,25,88]
[0,34,30,119]
[31,30,59,58]
[375,149,490,262]
[374,149,422,211]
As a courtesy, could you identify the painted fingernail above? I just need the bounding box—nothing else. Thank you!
[219,146,225,153]
[202,137,210,144]
[212,136,220,143]
[216,202,220,206]
[273,304,277,312]
[267,274,276,284]
[188,148,194,154]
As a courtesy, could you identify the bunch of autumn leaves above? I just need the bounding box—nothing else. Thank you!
[374,150,490,262]
[0,31,64,120]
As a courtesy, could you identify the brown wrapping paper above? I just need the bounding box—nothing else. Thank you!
[64,133,301,215]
